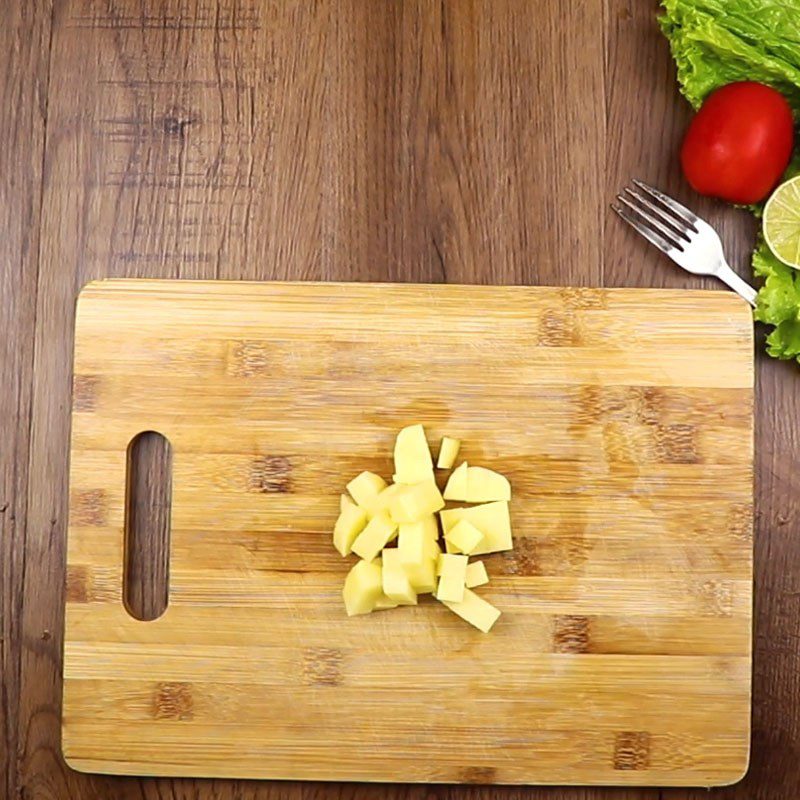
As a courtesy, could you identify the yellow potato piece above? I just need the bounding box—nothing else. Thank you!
[465,560,489,588]
[436,436,461,469]
[381,548,418,605]
[465,466,511,502]
[347,471,388,512]
[340,493,355,513]
[360,482,399,519]
[398,522,426,566]
[442,461,468,500]
[389,478,445,524]
[393,424,434,484]
[333,503,368,556]
[374,593,400,610]
[439,588,501,633]
[444,519,484,555]
[343,559,383,616]
[398,522,439,593]
[351,511,398,561]
[439,501,512,555]
[435,553,468,603]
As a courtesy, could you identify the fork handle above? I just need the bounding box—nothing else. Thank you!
[716,261,758,308]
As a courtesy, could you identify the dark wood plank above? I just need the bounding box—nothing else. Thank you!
[0,2,54,798]
[6,0,797,797]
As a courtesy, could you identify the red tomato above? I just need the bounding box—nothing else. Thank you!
[680,81,795,204]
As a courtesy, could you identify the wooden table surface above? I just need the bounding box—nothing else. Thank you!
[2,1,799,798]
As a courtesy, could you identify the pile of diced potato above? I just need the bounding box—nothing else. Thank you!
[332,424,513,633]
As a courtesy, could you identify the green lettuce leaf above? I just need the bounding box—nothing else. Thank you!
[660,0,800,363]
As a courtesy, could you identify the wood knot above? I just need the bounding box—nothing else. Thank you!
[559,287,608,310]
[302,647,343,686]
[153,682,194,720]
[458,766,497,783]
[695,579,734,616]
[66,565,91,603]
[227,340,269,377]
[537,310,579,347]
[73,374,99,411]
[500,537,539,576]
[727,503,753,542]
[162,113,193,139]
[634,386,663,426]
[613,731,651,770]
[70,489,107,526]
[654,424,698,464]
[249,456,292,493]
[552,615,590,653]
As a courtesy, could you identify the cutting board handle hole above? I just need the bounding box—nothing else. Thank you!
[124,431,172,621]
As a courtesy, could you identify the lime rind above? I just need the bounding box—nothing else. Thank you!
[764,176,800,270]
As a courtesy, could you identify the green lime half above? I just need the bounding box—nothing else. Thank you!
[764,175,800,270]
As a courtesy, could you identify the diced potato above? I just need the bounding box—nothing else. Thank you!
[443,461,468,500]
[464,466,511,502]
[351,511,398,561]
[347,471,388,511]
[398,522,426,566]
[437,436,461,469]
[398,522,439,593]
[439,588,501,632]
[374,593,400,610]
[343,559,383,616]
[408,557,438,594]
[465,560,489,588]
[436,553,468,603]
[419,514,440,541]
[333,503,368,556]
[340,493,355,513]
[361,482,399,519]
[439,501,512,555]
[389,478,445,523]
[381,548,418,605]
[393,424,434,484]
[443,464,510,502]
[444,519,484,555]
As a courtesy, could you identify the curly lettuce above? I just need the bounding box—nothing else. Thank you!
[660,0,800,362]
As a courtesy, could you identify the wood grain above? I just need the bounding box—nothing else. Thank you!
[62,280,753,785]
[4,0,800,796]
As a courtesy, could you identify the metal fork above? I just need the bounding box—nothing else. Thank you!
[612,180,757,307]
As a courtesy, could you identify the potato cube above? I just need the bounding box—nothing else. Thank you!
[465,466,511,502]
[347,471,388,511]
[398,522,426,566]
[393,424,434,484]
[351,511,398,561]
[374,593,400,610]
[419,514,440,541]
[439,501,512,555]
[333,503,368,556]
[435,553,468,603]
[340,493,355,513]
[437,437,461,469]
[398,522,439,593]
[381,548,418,605]
[439,588,501,632]
[442,461,468,500]
[389,478,445,524]
[465,560,489,588]
[444,519,484,555]
[361,482,399,519]
[343,559,383,616]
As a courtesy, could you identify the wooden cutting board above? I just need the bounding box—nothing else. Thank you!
[63,280,754,786]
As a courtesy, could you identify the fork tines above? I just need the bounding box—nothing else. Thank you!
[612,180,699,256]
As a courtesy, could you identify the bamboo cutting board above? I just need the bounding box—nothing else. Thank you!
[64,280,754,786]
